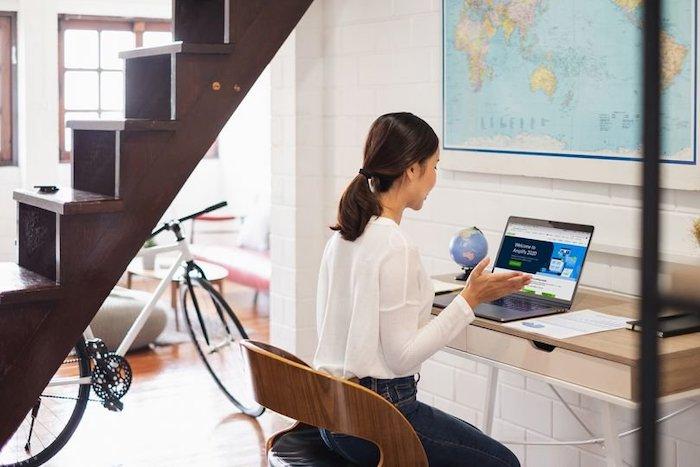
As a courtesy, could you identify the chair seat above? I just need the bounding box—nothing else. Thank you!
[268,428,356,467]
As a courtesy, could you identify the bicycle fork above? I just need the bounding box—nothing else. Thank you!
[182,263,234,353]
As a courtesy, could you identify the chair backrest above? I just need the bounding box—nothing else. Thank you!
[240,340,428,467]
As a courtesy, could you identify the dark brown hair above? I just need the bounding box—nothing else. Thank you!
[331,112,439,241]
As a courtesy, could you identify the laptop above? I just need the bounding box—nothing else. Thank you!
[434,216,594,322]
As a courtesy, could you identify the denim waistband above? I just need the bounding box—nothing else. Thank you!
[357,374,419,392]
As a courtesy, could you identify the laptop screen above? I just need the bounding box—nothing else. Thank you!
[492,218,593,304]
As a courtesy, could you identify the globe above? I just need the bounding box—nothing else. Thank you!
[449,227,488,281]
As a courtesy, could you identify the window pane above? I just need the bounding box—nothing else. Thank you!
[0,16,11,163]
[143,31,172,48]
[65,71,99,110]
[64,111,98,152]
[100,71,124,110]
[64,30,98,69]
[100,30,134,70]
[100,111,123,120]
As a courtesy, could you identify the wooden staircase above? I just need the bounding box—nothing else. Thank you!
[0,0,312,447]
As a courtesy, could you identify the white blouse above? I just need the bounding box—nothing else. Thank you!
[313,216,475,379]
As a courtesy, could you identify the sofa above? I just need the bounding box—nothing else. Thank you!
[190,201,270,306]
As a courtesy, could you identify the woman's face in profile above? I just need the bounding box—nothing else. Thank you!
[407,150,439,211]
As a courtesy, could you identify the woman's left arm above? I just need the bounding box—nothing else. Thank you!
[379,246,475,375]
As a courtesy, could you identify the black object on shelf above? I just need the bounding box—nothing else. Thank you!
[34,185,59,194]
[455,267,473,281]
[627,313,700,338]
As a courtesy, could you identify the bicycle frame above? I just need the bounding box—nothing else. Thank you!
[47,225,195,388]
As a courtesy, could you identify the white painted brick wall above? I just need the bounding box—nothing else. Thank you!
[269,1,700,465]
[269,1,326,365]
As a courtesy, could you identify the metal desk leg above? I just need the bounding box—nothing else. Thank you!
[602,402,623,467]
[483,366,500,436]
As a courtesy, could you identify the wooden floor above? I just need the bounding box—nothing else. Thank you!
[44,279,290,467]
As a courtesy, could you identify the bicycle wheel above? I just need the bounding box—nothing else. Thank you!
[0,340,91,467]
[180,273,265,417]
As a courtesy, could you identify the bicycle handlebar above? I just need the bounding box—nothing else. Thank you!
[179,201,228,224]
[149,201,228,239]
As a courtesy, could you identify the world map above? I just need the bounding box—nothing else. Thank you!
[443,0,696,163]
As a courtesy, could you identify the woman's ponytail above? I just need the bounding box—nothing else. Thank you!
[331,112,438,241]
[332,173,383,241]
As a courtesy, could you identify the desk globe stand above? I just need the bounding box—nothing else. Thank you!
[455,267,472,282]
[449,226,488,283]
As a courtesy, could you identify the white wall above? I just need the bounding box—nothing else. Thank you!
[219,67,272,214]
[269,2,326,358]
[165,68,272,221]
[269,1,700,466]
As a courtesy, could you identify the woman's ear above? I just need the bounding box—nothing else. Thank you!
[406,162,419,181]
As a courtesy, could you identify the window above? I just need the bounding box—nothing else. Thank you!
[58,16,172,162]
[0,13,16,166]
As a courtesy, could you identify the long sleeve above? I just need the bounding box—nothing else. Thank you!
[313,216,474,380]
[378,240,475,376]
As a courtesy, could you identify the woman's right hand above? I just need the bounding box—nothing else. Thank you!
[460,257,532,310]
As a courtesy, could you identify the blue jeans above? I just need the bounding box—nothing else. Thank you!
[320,375,520,467]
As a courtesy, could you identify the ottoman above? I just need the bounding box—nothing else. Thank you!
[89,286,168,352]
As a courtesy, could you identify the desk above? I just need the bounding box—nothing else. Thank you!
[431,273,700,467]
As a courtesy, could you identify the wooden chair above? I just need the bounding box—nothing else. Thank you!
[240,340,428,467]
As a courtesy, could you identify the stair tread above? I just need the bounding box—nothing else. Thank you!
[0,263,61,305]
[13,187,124,215]
[66,119,179,131]
[119,41,235,59]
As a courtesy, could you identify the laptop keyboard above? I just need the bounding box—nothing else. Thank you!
[490,295,545,312]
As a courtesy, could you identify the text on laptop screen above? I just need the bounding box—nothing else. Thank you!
[493,222,591,302]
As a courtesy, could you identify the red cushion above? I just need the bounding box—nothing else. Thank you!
[191,245,270,291]
[195,213,237,221]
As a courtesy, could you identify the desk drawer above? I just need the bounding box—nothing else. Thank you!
[446,325,467,352]
[465,325,634,399]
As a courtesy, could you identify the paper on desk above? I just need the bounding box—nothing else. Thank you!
[503,310,633,339]
[432,278,463,294]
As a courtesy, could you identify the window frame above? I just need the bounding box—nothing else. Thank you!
[57,15,171,163]
[0,12,17,167]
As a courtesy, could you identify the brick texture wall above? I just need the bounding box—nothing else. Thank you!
[270,1,700,465]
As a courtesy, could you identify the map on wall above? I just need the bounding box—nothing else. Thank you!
[443,0,697,165]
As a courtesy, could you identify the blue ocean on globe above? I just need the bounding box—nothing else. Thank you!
[449,227,488,270]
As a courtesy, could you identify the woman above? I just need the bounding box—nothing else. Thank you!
[313,112,530,466]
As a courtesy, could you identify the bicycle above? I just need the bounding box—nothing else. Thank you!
[0,202,264,467]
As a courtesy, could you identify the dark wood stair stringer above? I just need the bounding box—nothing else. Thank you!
[0,0,313,448]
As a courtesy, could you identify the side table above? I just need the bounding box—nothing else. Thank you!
[126,258,228,330]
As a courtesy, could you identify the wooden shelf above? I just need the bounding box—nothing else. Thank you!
[66,119,179,132]
[13,188,124,215]
[0,263,61,306]
[119,41,235,60]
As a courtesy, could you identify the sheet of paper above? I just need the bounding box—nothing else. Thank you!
[432,278,463,294]
[503,309,633,339]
